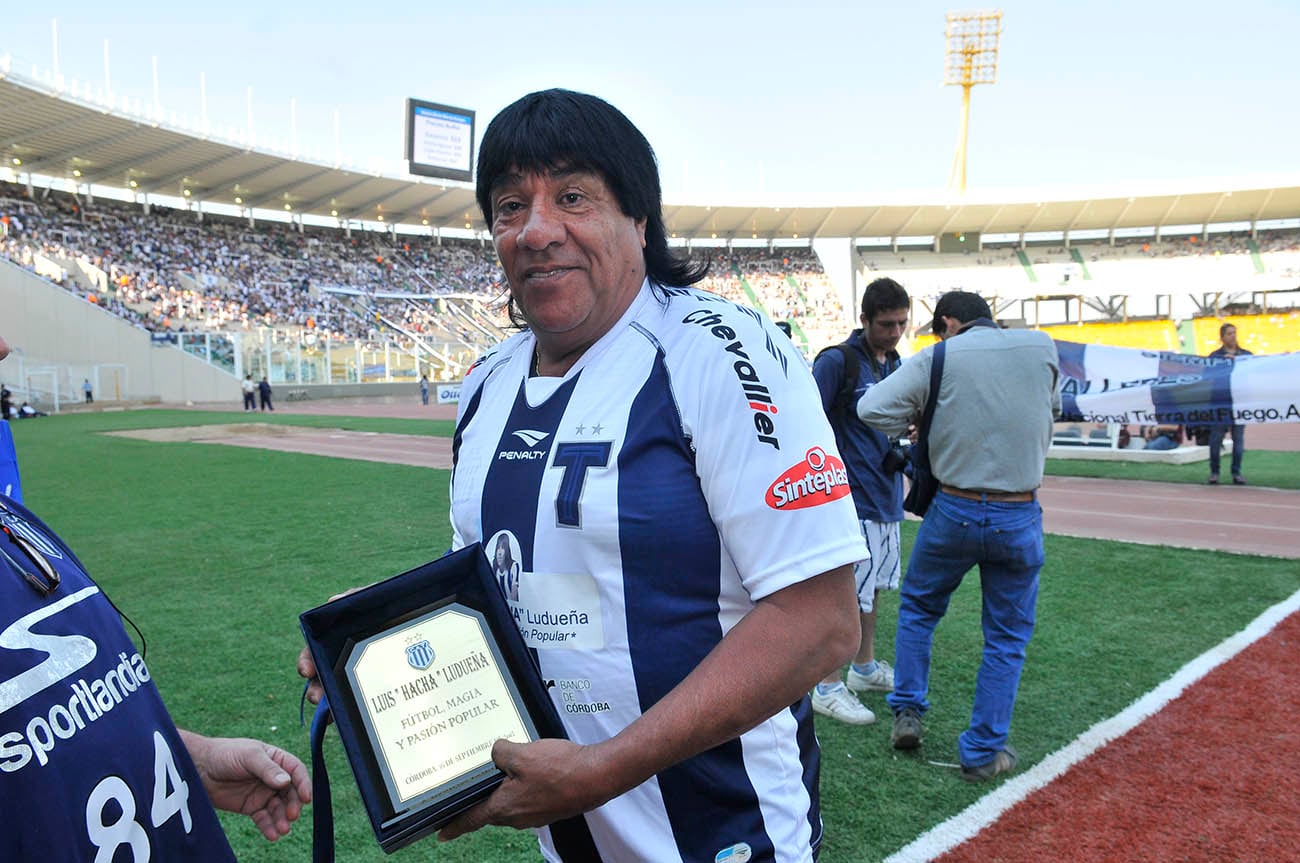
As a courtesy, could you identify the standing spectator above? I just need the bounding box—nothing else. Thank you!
[776,320,812,369]
[858,291,1059,782]
[82,377,94,404]
[241,375,256,411]
[0,381,11,421]
[1206,323,1252,485]
[807,278,910,726]
[0,335,16,501]
[419,373,430,406]
[257,376,274,412]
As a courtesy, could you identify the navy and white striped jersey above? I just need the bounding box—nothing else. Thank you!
[451,282,867,863]
[0,495,236,862]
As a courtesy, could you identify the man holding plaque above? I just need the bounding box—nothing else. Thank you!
[442,89,865,862]
[303,89,866,861]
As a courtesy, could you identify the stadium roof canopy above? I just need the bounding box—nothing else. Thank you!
[5,70,1300,242]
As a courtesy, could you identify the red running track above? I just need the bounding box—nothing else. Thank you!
[936,609,1300,863]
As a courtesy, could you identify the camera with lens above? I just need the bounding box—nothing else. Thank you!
[881,438,911,474]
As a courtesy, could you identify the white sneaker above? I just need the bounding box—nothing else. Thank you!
[810,685,876,725]
[846,661,895,693]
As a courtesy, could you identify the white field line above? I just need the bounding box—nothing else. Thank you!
[883,586,1300,863]
[1051,490,1300,511]
[1044,505,1300,534]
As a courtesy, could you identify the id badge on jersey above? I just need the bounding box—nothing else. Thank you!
[513,571,603,650]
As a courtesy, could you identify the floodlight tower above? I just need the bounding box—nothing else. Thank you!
[944,9,1002,193]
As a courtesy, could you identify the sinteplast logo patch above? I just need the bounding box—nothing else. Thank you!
[765,446,851,510]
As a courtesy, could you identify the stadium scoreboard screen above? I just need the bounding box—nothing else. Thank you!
[405,98,476,182]
[938,231,981,254]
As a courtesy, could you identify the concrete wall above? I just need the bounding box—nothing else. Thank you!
[1,261,236,402]
[270,382,428,400]
[812,237,856,326]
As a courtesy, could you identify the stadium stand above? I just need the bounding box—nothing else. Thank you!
[692,246,845,353]
[0,178,514,380]
[3,173,1297,397]
[1039,319,1182,351]
[1190,312,1300,355]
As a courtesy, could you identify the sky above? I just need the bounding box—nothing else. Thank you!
[5,1,1300,207]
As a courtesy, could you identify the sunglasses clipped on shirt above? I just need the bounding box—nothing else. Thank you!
[1,522,61,597]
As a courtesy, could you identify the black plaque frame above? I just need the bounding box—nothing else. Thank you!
[300,543,565,853]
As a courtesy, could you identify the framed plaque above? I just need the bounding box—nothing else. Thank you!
[300,543,566,852]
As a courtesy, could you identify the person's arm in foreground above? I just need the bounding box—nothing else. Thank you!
[437,564,858,840]
[177,729,312,841]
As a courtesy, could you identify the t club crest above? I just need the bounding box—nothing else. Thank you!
[405,640,435,670]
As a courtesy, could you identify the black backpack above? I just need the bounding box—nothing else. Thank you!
[814,345,860,415]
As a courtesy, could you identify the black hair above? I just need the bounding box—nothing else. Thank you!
[1219,322,1235,338]
[931,290,992,335]
[860,277,910,322]
[493,534,515,572]
[476,89,707,323]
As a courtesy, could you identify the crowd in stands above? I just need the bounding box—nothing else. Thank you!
[0,180,507,347]
[4,178,1298,375]
[1,180,857,374]
[692,246,846,348]
[861,230,1300,275]
[859,230,1300,336]
[862,232,1300,272]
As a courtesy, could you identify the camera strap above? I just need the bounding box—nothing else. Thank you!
[902,341,946,517]
[916,340,947,444]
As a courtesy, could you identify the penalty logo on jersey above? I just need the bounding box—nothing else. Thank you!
[765,446,851,510]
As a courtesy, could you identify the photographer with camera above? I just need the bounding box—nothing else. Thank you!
[858,291,1059,781]
[808,278,912,725]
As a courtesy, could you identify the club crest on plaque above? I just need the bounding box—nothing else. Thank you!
[406,640,435,670]
[301,544,564,853]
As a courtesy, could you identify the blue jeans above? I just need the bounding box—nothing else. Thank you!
[1208,424,1244,477]
[886,491,1043,767]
